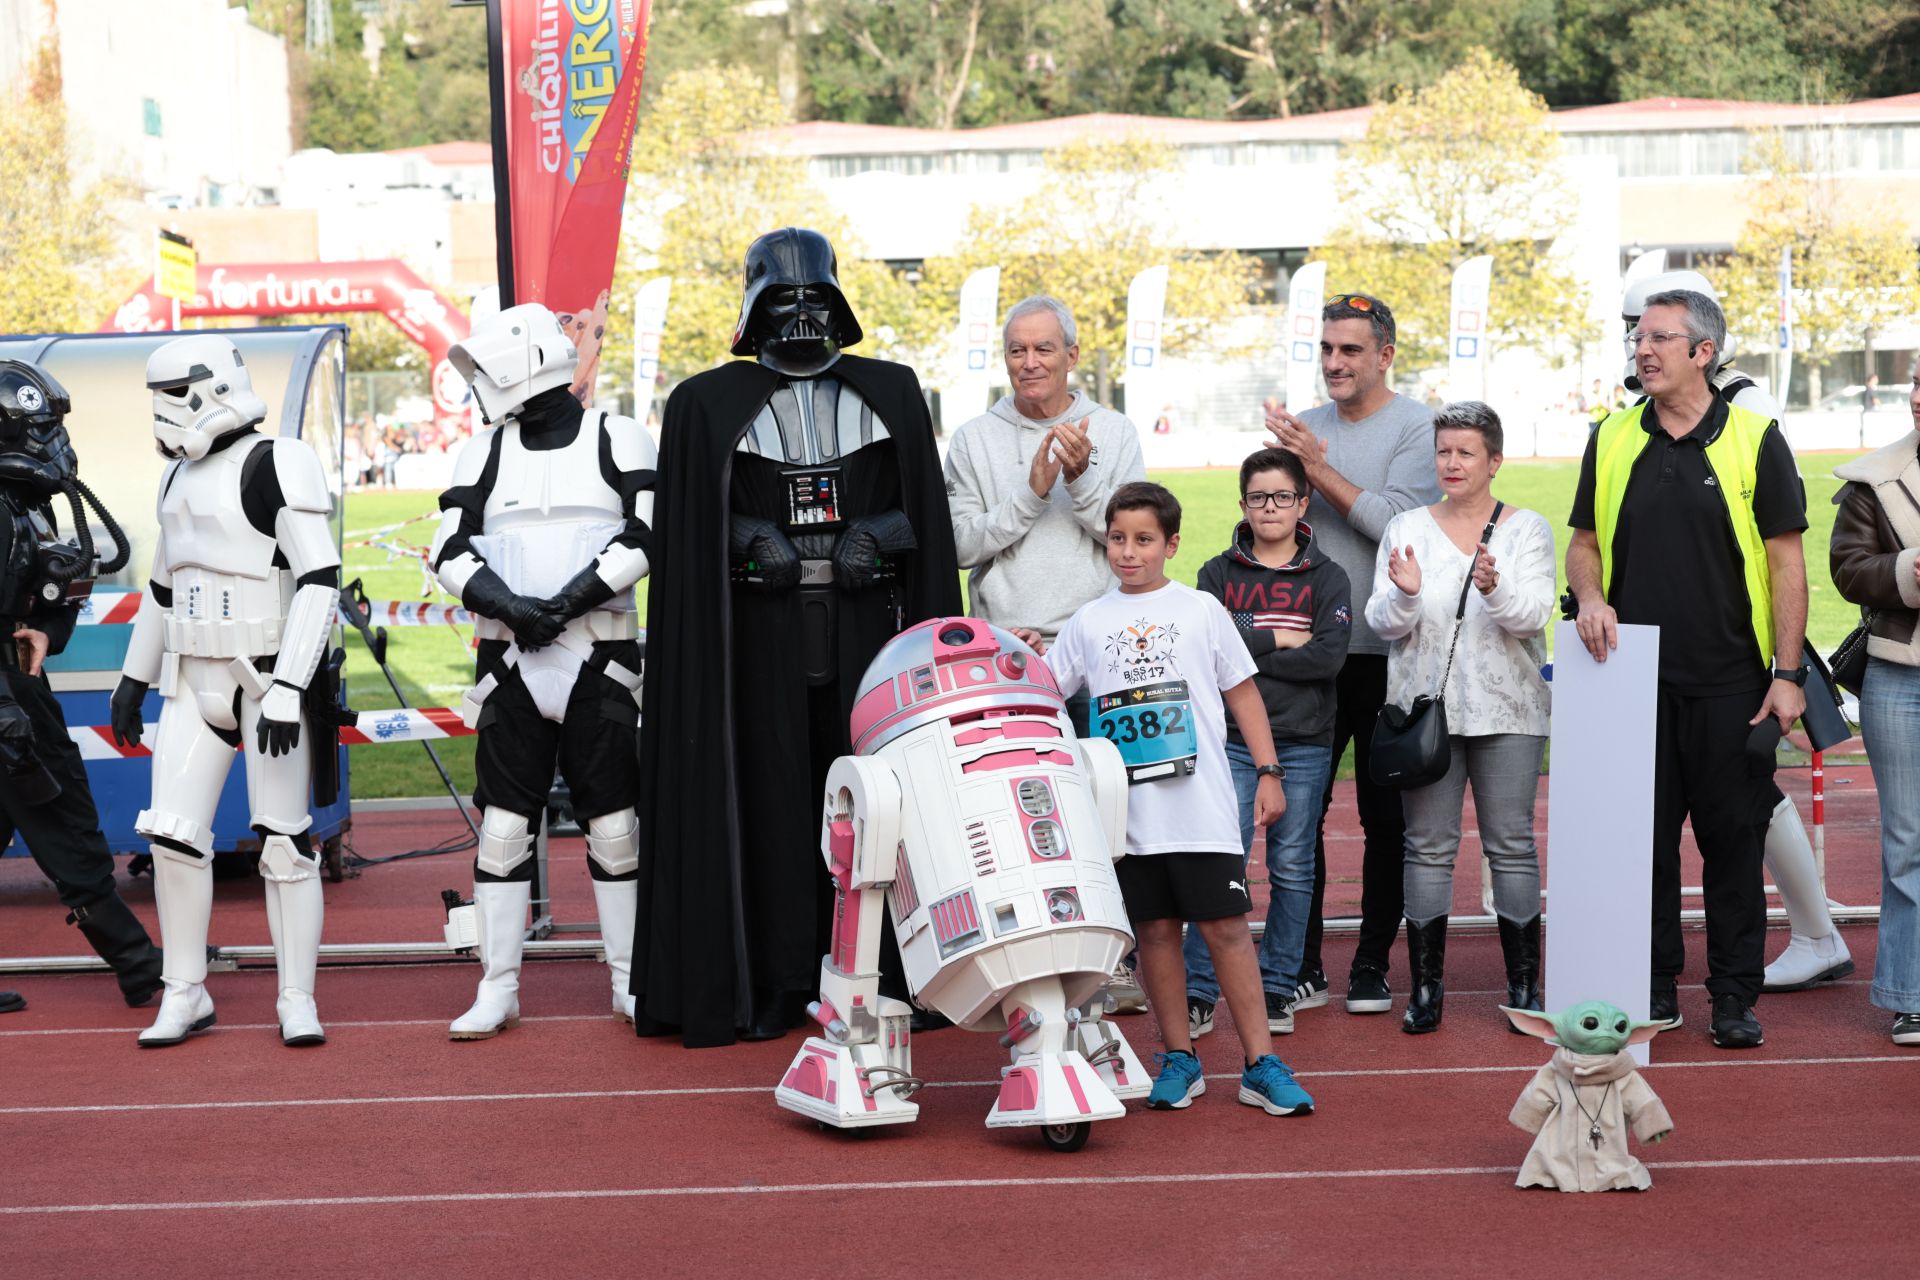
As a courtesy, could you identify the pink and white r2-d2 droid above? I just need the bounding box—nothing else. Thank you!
[775,618,1150,1152]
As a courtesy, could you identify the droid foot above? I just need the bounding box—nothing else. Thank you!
[776,1036,922,1129]
[987,1048,1126,1130]
[1073,1007,1151,1100]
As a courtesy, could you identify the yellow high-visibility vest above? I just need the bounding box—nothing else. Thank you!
[1591,399,1777,664]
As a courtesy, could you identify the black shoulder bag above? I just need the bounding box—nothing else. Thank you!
[1370,502,1503,791]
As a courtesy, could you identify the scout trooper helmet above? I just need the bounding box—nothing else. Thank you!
[146,335,269,461]
[447,303,578,424]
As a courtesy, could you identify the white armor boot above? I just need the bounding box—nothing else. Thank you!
[586,807,640,1022]
[1762,797,1855,991]
[450,881,531,1039]
[260,834,326,1046]
[138,846,216,1047]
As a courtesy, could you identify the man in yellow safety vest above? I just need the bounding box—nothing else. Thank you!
[1566,288,1809,1050]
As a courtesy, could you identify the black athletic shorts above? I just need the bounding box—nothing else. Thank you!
[1115,851,1252,924]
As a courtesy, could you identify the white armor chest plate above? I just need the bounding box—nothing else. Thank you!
[472,413,629,602]
[158,436,291,658]
[737,378,891,464]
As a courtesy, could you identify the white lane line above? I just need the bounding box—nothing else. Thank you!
[0,1014,610,1037]
[2,1053,1911,1116]
[6,1154,1919,1215]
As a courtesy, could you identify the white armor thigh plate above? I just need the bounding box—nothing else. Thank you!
[737,378,890,464]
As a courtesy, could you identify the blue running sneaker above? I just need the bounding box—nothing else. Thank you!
[1146,1050,1206,1110]
[1239,1054,1313,1116]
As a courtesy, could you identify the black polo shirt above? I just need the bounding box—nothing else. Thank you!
[1569,396,1806,694]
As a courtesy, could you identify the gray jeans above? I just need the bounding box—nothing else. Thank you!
[1402,733,1545,925]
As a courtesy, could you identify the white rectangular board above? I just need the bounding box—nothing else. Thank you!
[1544,622,1660,1064]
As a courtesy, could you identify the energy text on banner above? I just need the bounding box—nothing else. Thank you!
[501,0,655,408]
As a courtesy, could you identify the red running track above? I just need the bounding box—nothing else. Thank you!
[0,773,1915,1277]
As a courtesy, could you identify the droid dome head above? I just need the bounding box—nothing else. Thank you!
[850,617,1064,755]
[447,303,578,425]
[730,227,863,378]
[0,361,79,494]
[146,335,269,461]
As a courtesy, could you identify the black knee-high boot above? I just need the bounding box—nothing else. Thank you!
[69,894,164,1007]
[1498,914,1542,1033]
[1403,916,1447,1034]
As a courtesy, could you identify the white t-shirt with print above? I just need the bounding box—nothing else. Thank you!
[1046,580,1258,856]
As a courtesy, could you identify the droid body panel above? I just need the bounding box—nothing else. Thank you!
[776,618,1149,1148]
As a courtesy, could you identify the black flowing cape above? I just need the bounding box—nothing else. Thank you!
[631,355,961,1047]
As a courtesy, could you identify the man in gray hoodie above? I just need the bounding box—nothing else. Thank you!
[945,294,1149,1009]
[945,295,1147,645]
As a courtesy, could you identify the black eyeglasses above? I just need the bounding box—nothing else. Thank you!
[1242,490,1302,510]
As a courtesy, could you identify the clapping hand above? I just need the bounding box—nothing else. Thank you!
[1386,544,1421,596]
[1471,543,1499,596]
[1027,429,1064,497]
[1052,417,1093,482]
[1264,406,1327,469]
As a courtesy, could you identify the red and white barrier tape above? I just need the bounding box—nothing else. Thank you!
[67,707,476,759]
[77,591,473,628]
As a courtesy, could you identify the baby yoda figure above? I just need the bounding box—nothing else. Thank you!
[1503,1001,1673,1192]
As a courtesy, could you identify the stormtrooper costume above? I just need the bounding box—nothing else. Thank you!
[1622,270,1853,992]
[111,335,341,1048]
[430,304,655,1039]
[0,361,163,1013]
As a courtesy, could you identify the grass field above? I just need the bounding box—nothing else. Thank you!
[342,452,1865,797]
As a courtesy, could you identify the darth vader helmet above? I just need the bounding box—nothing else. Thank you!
[730,228,863,377]
[0,361,80,495]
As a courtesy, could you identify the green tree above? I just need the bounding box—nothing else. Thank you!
[609,66,912,387]
[912,135,1261,406]
[0,43,134,334]
[1722,130,1920,405]
[1314,49,1597,374]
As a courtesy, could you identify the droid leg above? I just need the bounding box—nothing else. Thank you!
[1762,797,1854,991]
[241,696,326,1047]
[136,694,231,1048]
[985,978,1126,1137]
[1071,996,1151,1101]
[776,757,921,1129]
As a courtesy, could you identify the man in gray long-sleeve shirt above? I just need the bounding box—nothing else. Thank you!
[1268,292,1439,1018]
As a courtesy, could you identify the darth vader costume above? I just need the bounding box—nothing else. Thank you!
[0,361,162,1012]
[632,228,961,1047]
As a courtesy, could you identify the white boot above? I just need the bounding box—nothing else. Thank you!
[449,881,530,1039]
[261,839,327,1046]
[1762,797,1855,991]
[138,850,216,1048]
[591,878,638,1023]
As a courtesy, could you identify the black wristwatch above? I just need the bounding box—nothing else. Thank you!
[1254,762,1286,781]
[1771,665,1808,687]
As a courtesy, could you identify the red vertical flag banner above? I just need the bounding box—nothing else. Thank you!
[498,0,652,404]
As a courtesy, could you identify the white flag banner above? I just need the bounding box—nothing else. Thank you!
[1284,261,1326,412]
[1777,244,1794,406]
[1124,264,1170,420]
[632,276,672,429]
[954,265,1002,411]
[1448,254,1494,400]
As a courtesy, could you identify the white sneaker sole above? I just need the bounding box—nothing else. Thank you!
[1893,1025,1920,1046]
[1147,1077,1206,1110]
[1238,1085,1312,1116]
[1190,1016,1214,1039]
[1268,1016,1295,1034]
[1345,995,1392,1014]
[1291,986,1329,1011]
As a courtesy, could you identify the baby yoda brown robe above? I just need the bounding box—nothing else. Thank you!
[1509,1048,1673,1191]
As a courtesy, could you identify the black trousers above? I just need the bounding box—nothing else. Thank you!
[1305,653,1407,978]
[0,668,161,997]
[1651,685,1773,1004]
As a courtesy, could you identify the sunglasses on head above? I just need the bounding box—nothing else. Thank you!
[1327,294,1377,312]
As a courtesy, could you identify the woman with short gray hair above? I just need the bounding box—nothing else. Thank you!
[1364,401,1557,1035]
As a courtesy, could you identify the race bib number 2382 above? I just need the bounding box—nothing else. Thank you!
[1096,680,1198,784]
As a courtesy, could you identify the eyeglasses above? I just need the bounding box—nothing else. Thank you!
[1243,490,1302,510]
[1326,294,1375,312]
[1623,329,1693,352]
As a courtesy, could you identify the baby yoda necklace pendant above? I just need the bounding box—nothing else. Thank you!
[1588,1120,1603,1150]
[1576,1081,1614,1151]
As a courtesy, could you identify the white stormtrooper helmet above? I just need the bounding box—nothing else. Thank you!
[448,303,577,424]
[146,335,270,461]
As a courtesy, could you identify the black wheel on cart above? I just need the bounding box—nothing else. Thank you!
[1040,1121,1091,1153]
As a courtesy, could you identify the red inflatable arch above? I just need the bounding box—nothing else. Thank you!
[104,260,472,437]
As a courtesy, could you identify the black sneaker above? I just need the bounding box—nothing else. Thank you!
[1265,991,1295,1035]
[1290,972,1329,1011]
[1709,993,1763,1049]
[1649,978,1683,1028]
[1345,967,1392,1014]
[1892,1013,1920,1046]
[1187,995,1215,1040]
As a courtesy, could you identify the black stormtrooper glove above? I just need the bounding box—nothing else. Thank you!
[538,566,615,621]
[109,676,148,749]
[0,698,59,806]
[729,515,802,591]
[830,510,917,591]
[462,566,564,650]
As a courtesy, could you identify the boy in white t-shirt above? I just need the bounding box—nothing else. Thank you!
[1035,482,1315,1116]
